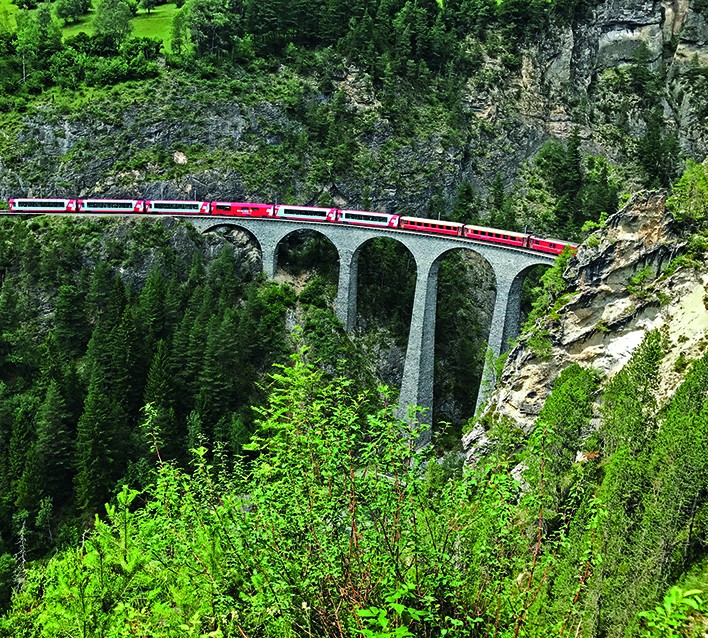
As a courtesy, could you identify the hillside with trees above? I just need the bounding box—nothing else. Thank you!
[0,0,706,634]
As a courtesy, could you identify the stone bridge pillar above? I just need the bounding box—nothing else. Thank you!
[260,240,279,279]
[334,245,360,332]
[486,273,523,356]
[476,271,524,411]
[398,255,439,439]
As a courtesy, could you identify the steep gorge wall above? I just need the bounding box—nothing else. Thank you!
[470,0,706,184]
[465,191,708,461]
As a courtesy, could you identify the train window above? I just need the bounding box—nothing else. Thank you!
[345,213,386,223]
[86,201,133,209]
[282,208,327,216]
[216,204,230,211]
[18,200,65,207]
[153,202,200,210]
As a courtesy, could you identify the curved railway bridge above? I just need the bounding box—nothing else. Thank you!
[5,211,556,433]
[187,216,555,431]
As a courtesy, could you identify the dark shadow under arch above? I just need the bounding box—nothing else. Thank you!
[432,247,497,435]
[274,228,340,286]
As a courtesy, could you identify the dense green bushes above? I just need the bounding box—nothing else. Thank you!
[2,312,707,636]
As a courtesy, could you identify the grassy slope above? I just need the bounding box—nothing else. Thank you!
[0,0,19,29]
[2,0,177,50]
[63,3,178,50]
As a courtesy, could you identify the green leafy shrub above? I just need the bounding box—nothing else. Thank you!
[638,587,704,637]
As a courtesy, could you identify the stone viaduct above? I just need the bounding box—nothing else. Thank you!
[188,217,554,427]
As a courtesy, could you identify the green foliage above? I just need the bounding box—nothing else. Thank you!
[524,129,619,239]
[54,0,88,24]
[638,587,705,637]
[0,217,299,555]
[627,265,656,299]
[15,3,62,83]
[522,248,574,333]
[667,158,708,228]
[637,110,681,188]
[93,0,133,47]
[1,320,707,637]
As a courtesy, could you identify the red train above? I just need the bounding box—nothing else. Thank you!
[7,197,576,256]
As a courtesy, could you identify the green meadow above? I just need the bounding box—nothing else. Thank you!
[2,0,177,50]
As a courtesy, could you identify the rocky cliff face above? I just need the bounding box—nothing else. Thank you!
[464,191,708,461]
[472,0,706,181]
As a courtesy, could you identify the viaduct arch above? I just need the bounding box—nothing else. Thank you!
[189,217,554,428]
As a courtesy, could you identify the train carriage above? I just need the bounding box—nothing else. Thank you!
[528,237,573,255]
[79,199,145,213]
[340,209,400,228]
[275,205,339,223]
[400,216,464,237]
[6,196,578,257]
[211,202,273,217]
[9,198,77,213]
[463,225,528,248]
[145,200,210,215]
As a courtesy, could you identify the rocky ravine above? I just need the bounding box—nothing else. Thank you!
[464,190,708,462]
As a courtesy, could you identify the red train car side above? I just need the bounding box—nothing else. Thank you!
[145,200,210,215]
[7,197,578,257]
[528,237,574,255]
[400,217,464,237]
[339,209,400,228]
[9,198,77,213]
[211,202,274,217]
[275,205,340,223]
[463,225,527,248]
[79,199,145,213]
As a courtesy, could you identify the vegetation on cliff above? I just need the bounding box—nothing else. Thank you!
[2,0,702,242]
[0,0,706,633]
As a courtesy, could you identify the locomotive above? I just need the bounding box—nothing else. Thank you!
[7,197,577,256]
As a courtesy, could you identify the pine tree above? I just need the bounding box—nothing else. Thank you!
[112,306,147,418]
[137,268,166,350]
[74,378,121,512]
[195,309,243,432]
[8,394,41,511]
[31,381,73,507]
[53,284,89,359]
[144,340,181,459]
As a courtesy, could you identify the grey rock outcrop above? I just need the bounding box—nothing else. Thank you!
[465,190,708,462]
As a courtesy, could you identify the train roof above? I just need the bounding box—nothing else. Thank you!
[211,201,269,206]
[465,224,527,237]
[82,198,140,202]
[278,204,336,211]
[340,209,396,215]
[146,199,206,204]
[401,216,464,226]
[11,197,73,201]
